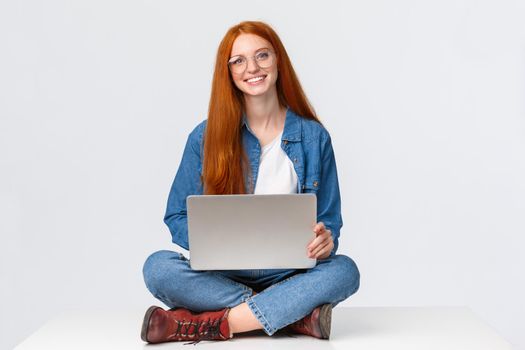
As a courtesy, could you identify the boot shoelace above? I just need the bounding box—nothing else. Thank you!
[166,317,223,345]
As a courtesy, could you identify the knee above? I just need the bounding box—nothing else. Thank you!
[142,250,184,295]
[332,254,360,297]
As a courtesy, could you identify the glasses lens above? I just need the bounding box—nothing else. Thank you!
[256,50,274,69]
[228,56,246,74]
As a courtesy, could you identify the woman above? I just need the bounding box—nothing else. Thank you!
[141,21,360,344]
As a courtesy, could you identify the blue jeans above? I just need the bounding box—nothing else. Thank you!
[143,250,360,336]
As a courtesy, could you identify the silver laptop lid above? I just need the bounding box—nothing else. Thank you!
[187,194,317,270]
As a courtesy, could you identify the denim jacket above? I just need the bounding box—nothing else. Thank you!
[164,108,343,256]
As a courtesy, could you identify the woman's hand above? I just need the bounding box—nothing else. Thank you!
[307,222,334,260]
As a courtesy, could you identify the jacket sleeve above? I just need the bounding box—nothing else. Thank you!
[317,130,343,256]
[163,124,204,250]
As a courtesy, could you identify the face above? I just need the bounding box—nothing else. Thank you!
[228,33,278,97]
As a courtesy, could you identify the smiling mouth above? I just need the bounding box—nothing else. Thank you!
[244,75,267,84]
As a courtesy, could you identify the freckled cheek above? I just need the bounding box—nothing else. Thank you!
[269,68,278,84]
[231,75,245,89]
[268,73,278,86]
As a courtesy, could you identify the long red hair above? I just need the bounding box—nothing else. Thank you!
[203,21,320,194]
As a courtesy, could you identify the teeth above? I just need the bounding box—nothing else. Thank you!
[247,76,265,83]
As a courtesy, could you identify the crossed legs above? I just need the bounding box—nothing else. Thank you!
[143,250,360,336]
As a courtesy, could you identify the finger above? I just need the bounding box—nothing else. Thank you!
[308,233,332,257]
[310,238,332,257]
[307,230,329,250]
[311,241,331,259]
[306,236,315,248]
[306,232,322,249]
[315,241,334,259]
[307,230,331,250]
[314,235,334,256]
[313,222,325,234]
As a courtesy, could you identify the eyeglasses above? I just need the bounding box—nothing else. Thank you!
[227,49,275,74]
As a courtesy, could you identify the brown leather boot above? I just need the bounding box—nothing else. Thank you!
[141,306,232,344]
[285,304,332,339]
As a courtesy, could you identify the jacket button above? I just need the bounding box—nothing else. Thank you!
[313,181,318,187]
[283,140,288,145]
[293,158,297,163]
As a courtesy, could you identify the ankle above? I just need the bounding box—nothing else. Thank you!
[227,313,235,337]
[227,302,264,334]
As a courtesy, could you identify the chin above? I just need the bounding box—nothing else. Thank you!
[243,89,270,97]
[240,83,275,97]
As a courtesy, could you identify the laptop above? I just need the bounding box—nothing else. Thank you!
[187,194,317,270]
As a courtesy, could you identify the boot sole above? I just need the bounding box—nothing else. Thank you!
[141,306,161,343]
[319,304,332,339]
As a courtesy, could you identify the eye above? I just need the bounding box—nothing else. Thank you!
[256,51,270,60]
[229,57,245,65]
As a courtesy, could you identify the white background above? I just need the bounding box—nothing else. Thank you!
[1,0,524,349]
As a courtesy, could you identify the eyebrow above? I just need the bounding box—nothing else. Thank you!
[229,47,271,59]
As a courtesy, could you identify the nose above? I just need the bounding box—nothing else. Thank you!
[246,57,260,74]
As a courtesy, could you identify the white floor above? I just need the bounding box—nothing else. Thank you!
[14,306,512,350]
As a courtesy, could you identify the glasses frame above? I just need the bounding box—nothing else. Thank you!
[227,49,276,74]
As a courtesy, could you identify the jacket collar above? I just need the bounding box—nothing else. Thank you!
[241,107,302,142]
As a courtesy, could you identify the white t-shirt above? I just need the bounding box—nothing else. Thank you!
[253,131,298,194]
